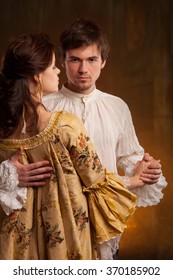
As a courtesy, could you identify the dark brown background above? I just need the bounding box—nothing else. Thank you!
[0,0,172,259]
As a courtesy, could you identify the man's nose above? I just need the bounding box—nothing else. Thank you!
[78,61,88,72]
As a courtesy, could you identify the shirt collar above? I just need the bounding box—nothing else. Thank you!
[60,84,100,102]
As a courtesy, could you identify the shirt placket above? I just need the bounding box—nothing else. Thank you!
[81,96,89,123]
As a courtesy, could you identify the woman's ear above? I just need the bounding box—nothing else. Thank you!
[33,74,40,83]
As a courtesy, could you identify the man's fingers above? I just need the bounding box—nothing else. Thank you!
[141,160,162,173]
[27,166,53,176]
[140,173,160,180]
[147,160,161,169]
[18,172,53,187]
[140,178,159,184]
[141,168,161,175]
[19,172,52,181]
[140,172,161,184]
[143,152,153,162]
[22,161,53,172]
[19,181,47,187]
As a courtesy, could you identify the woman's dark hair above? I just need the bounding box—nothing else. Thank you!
[58,17,110,62]
[0,32,55,138]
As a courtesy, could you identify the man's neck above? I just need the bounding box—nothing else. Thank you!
[64,82,95,95]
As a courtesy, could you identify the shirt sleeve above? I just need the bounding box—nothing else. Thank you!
[0,160,27,215]
[116,102,167,207]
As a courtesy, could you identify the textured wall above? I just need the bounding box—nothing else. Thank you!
[0,0,172,259]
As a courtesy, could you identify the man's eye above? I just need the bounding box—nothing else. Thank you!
[70,58,79,62]
[88,58,97,62]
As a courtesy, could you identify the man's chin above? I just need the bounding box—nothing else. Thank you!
[76,83,92,92]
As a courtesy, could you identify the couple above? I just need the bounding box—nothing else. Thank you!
[0,18,167,260]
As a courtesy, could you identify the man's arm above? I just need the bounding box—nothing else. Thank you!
[10,148,53,187]
[0,148,53,215]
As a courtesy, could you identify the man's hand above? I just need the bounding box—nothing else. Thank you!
[129,152,162,190]
[139,157,162,184]
[10,148,53,187]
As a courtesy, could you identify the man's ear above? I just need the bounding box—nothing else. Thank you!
[101,60,106,69]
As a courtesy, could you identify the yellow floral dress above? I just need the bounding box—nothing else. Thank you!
[0,111,136,260]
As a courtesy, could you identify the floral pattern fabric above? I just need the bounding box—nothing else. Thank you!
[0,111,136,259]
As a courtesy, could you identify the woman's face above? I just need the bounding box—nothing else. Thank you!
[39,53,60,96]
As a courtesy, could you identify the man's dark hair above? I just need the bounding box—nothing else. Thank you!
[58,18,110,62]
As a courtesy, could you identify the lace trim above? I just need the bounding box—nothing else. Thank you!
[0,160,27,215]
[131,174,167,207]
[118,156,167,207]
[97,235,122,259]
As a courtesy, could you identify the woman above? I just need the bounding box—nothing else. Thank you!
[0,32,136,260]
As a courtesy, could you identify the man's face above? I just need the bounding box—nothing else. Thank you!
[62,43,106,94]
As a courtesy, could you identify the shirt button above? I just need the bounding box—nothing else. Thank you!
[82,96,88,103]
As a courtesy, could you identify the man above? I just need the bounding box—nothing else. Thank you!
[42,18,167,258]
[0,18,167,258]
[43,17,166,192]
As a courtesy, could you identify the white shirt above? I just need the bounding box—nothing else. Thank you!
[44,86,144,173]
[43,85,167,207]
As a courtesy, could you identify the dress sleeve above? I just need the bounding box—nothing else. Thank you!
[116,103,167,207]
[60,112,137,244]
[0,160,27,215]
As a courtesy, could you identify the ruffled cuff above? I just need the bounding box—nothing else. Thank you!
[0,160,27,215]
[83,170,136,244]
[130,174,167,207]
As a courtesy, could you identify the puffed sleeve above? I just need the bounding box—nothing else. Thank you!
[59,112,137,244]
[116,101,167,207]
[0,160,27,215]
